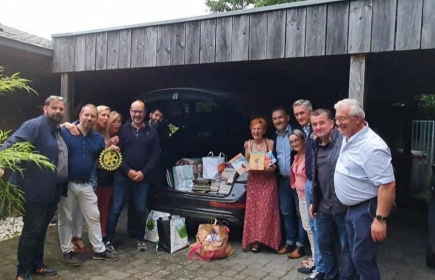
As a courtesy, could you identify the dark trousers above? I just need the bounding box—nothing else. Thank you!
[17,185,62,274]
[346,199,380,280]
[106,172,149,242]
[278,177,307,246]
[316,212,356,280]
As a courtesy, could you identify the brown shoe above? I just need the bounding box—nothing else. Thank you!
[277,244,296,255]
[287,246,305,259]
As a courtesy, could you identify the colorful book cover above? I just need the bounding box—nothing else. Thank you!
[265,151,277,167]
[249,151,265,171]
[229,153,249,175]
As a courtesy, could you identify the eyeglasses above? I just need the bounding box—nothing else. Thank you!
[334,116,355,123]
[130,109,145,115]
[290,138,302,145]
[49,95,64,100]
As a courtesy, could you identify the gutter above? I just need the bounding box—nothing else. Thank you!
[0,36,53,57]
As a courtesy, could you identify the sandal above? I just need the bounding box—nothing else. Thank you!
[251,243,260,254]
[301,258,314,268]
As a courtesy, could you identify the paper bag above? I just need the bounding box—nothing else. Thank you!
[173,165,195,192]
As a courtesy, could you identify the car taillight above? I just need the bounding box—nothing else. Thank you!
[210,201,246,209]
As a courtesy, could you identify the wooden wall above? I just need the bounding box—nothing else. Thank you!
[53,0,435,73]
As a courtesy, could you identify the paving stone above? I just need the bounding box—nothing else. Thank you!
[230,264,248,272]
[262,276,279,280]
[202,270,221,278]
[221,269,238,277]
[269,269,287,278]
[233,274,248,280]
[240,268,268,278]
[212,276,235,280]
[105,270,131,279]
[132,270,156,278]
[152,269,171,278]
[90,277,107,280]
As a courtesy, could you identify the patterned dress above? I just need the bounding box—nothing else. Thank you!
[242,165,281,250]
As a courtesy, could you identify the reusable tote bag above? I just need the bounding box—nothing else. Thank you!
[172,165,195,192]
[144,210,171,242]
[157,216,189,253]
[202,152,226,179]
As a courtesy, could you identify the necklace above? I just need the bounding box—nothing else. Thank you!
[254,141,263,148]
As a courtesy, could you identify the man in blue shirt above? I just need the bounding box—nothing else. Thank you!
[1,96,67,280]
[106,100,160,252]
[58,104,119,266]
[272,107,307,256]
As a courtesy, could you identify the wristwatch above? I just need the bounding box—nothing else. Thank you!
[375,215,388,222]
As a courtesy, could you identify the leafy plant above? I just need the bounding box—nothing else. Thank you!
[0,67,55,217]
[0,66,37,95]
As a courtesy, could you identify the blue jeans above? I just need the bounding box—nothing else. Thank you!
[278,177,307,246]
[316,212,356,280]
[106,171,149,242]
[346,199,380,280]
[305,180,324,273]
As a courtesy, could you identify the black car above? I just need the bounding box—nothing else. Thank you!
[139,88,250,226]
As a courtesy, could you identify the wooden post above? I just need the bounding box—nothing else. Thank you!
[60,73,75,122]
[349,54,367,108]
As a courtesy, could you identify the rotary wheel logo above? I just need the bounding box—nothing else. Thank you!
[99,149,122,171]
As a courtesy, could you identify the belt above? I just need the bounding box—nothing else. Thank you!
[71,180,90,184]
[348,197,377,209]
[279,174,290,180]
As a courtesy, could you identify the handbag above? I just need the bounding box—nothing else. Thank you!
[202,152,226,179]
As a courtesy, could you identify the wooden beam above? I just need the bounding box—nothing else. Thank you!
[349,54,367,108]
[60,73,75,122]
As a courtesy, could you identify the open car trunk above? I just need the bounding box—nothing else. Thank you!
[139,88,249,195]
[141,88,250,225]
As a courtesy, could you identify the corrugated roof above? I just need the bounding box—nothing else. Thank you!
[0,23,52,49]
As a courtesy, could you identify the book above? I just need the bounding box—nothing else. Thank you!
[229,153,249,175]
[265,151,277,167]
[249,151,265,171]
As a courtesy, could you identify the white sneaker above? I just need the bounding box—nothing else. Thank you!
[136,241,147,252]
[306,270,325,280]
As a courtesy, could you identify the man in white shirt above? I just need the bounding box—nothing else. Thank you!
[334,99,396,280]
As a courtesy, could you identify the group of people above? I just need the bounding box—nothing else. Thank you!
[0,95,395,280]
[0,97,165,280]
[242,99,396,280]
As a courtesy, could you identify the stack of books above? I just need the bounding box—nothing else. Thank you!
[192,178,211,193]
[221,168,237,183]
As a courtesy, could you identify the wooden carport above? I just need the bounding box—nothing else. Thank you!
[51,0,435,202]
